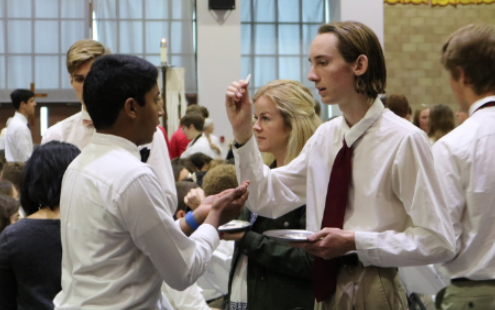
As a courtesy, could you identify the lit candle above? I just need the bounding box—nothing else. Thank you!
[160,38,168,65]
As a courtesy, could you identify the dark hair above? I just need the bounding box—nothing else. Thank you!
[10,89,34,110]
[180,113,205,131]
[202,164,238,196]
[20,141,80,215]
[442,24,495,96]
[427,104,455,142]
[0,180,15,197]
[318,21,386,98]
[186,105,209,118]
[175,181,199,216]
[189,153,212,171]
[2,162,25,193]
[0,195,20,234]
[387,94,410,118]
[83,54,159,130]
[171,157,198,174]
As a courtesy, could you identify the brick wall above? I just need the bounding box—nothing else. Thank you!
[384,4,495,114]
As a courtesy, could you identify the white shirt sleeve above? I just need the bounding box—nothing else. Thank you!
[13,125,33,162]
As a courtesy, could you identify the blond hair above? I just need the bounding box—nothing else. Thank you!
[66,39,110,74]
[253,80,322,165]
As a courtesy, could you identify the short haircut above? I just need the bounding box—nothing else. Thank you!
[20,141,80,215]
[186,105,209,118]
[0,180,15,198]
[189,153,212,171]
[83,54,159,130]
[2,161,25,192]
[10,89,34,110]
[253,79,322,165]
[180,113,205,131]
[441,24,495,96]
[318,21,386,99]
[0,195,20,234]
[427,104,455,142]
[386,94,410,118]
[175,181,199,216]
[66,39,110,75]
[171,157,198,173]
[202,164,238,196]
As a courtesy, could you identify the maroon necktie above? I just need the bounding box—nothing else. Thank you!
[312,138,353,302]
[474,101,495,114]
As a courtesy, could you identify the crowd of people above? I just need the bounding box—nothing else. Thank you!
[0,20,494,310]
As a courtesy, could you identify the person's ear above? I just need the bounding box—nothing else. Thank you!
[456,66,470,85]
[175,210,186,219]
[125,98,138,119]
[353,54,368,77]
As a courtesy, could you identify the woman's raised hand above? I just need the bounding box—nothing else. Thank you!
[225,75,253,144]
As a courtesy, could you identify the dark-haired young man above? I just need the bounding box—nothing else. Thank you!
[226,21,455,309]
[433,24,495,310]
[180,113,218,159]
[5,89,36,162]
[54,54,249,309]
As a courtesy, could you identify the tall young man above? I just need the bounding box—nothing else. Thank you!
[54,54,249,309]
[42,39,178,211]
[433,24,495,310]
[225,21,455,310]
[5,89,36,162]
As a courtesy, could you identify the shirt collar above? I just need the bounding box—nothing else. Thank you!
[341,97,384,147]
[468,95,495,116]
[14,111,28,124]
[92,133,141,161]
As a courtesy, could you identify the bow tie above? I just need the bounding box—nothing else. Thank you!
[140,147,150,163]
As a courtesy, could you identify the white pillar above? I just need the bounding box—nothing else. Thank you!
[196,0,242,156]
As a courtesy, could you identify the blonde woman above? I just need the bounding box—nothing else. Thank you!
[223,80,321,310]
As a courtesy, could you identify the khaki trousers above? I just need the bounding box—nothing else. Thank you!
[437,280,495,310]
[314,263,407,310]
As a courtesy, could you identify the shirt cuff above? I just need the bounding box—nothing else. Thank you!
[354,231,381,267]
[193,223,220,250]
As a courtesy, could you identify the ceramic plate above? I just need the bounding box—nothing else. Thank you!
[263,229,315,242]
[218,220,251,232]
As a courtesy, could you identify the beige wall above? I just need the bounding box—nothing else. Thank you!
[384,4,495,115]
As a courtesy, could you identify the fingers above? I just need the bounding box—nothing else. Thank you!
[307,228,330,242]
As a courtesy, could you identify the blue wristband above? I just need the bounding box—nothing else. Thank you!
[185,211,200,231]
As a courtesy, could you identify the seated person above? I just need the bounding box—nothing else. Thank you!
[0,141,80,310]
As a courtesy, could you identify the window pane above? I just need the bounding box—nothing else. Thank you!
[254,57,276,88]
[171,0,183,20]
[144,55,160,67]
[93,0,117,19]
[0,0,4,18]
[35,56,59,88]
[119,21,143,54]
[35,0,58,18]
[171,55,196,93]
[145,0,169,19]
[61,0,87,18]
[279,25,300,55]
[241,24,251,55]
[0,56,5,88]
[7,56,32,88]
[35,21,59,54]
[171,21,192,54]
[145,21,169,54]
[241,0,251,22]
[7,0,31,18]
[96,21,118,52]
[8,21,32,53]
[60,21,87,54]
[254,25,276,55]
[302,24,320,50]
[253,0,274,22]
[0,22,4,53]
[302,0,324,23]
[278,0,300,23]
[279,56,301,80]
[120,0,143,19]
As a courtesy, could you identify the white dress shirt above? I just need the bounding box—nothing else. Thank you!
[234,97,455,268]
[5,112,33,162]
[161,282,210,310]
[42,108,177,212]
[180,134,219,159]
[54,133,219,310]
[433,95,495,280]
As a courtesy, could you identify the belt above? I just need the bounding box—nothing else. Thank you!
[336,253,359,267]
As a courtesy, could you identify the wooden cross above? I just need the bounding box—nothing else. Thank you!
[27,83,48,129]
